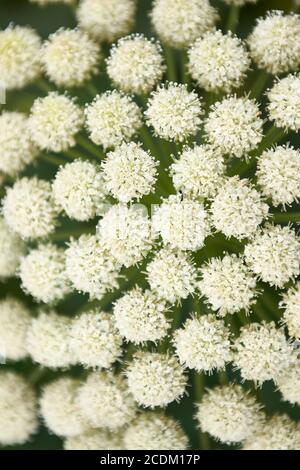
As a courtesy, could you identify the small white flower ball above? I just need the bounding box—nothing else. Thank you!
[188,31,250,93]
[26,311,73,368]
[243,415,300,450]
[77,0,136,42]
[85,91,142,149]
[204,96,263,158]
[52,160,106,221]
[65,234,120,299]
[0,371,38,446]
[96,204,154,267]
[195,384,264,444]
[113,286,169,344]
[40,377,90,438]
[170,145,226,200]
[42,28,101,88]
[267,74,300,132]
[277,360,300,406]
[248,11,300,75]
[2,177,58,240]
[0,25,41,90]
[146,248,198,303]
[211,176,269,240]
[0,217,25,279]
[198,254,258,316]
[244,224,300,288]
[257,146,300,208]
[69,309,122,369]
[19,244,71,304]
[173,314,232,373]
[107,34,165,95]
[0,297,31,361]
[0,112,38,177]
[152,194,210,251]
[151,0,219,49]
[101,142,158,202]
[233,321,294,385]
[124,413,189,450]
[77,371,136,430]
[64,430,123,450]
[29,92,84,152]
[126,352,187,408]
[145,83,203,142]
[281,282,300,339]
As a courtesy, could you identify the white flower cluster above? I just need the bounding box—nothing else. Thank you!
[2,0,300,452]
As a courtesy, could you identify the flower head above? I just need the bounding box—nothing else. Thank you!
[52,160,106,221]
[26,311,73,368]
[173,314,232,373]
[267,74,300,132]
[0,112,38,177]
[124,413,189,450]
[145,83,203,142]
[195,384,264,444]
[0,297,31,361]
[188,31,250,93]
[77,371,136,430]
[199,254,258,316]
[243,415,300,450]
[170,145,226,200]
[107,34,165,94]
[248,11,300,74]
[69,309,123,369]
[151,0,218,49]
[126,351,187,408]
[101,142,158,202]
[2,177,58,240]
[77,0,136,42]
[233,321,294,385]
[64,430,123,450]
[146,248,198,303]
[96,204,154,267]
[244,224,300,287]
[280,282,300,339]
[0,25,41,90]
[277,360,300,406]
[29,92,83,152]
[85,91,142,149]
[204,96,263,158]
[40,377,90,438]
[152,194,210,251]
[113,286,169,344]
[19,244,71,303]
[42,28,101,87]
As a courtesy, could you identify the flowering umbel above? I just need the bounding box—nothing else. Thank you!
[0,0,300,451]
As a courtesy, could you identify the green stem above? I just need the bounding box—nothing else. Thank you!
[250,70,269,99]
[39,153,66,166]
[76,135,104,159]
[164,46,177,82]
[272,211,300,223]
[226,6,240,33]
